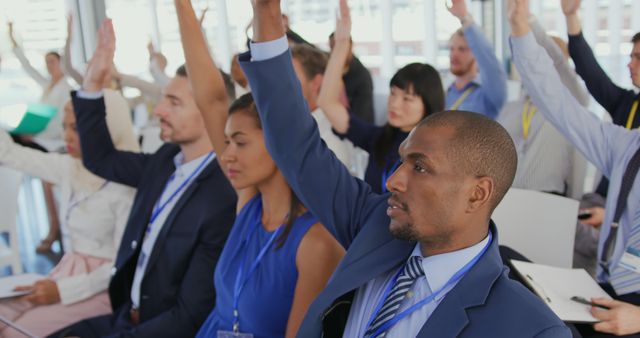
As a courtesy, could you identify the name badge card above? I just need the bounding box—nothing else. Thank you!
[620,247,640,273]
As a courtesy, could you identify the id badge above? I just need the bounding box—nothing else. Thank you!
[217,331,254,338]
[619,247,640,273]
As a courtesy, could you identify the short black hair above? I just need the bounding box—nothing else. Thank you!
[417,110,517,212]
[176,64,236,101]
[633,32,640,44]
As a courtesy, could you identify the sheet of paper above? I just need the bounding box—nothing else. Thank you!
[0,274,45,299]
[510,260,611,323]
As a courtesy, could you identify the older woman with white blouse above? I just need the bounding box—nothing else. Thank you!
[0,89,139,338]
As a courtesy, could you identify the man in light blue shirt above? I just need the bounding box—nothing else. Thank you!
[445,0,507,119]
[509,0,640,336]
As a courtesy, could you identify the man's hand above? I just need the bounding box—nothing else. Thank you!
[17,279,61,305]
[591,298,640,336]
[561,0,581,17]
[249,0,284,43]
[579,207,605,228]
[507,0,530,37]
[446,0,470,25]
[83,19,116,92]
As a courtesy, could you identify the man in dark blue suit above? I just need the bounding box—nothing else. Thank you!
[239,0,571,337]
[49,20,236,338]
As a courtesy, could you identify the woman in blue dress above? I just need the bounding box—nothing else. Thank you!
[318,0,446,193]
[175,1,346,337]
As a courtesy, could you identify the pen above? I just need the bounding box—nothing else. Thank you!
[570,296,610,310]
[525,274,552,303]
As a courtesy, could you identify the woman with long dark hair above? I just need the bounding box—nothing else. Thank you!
[318,0,445,193]
[175,1,345,337]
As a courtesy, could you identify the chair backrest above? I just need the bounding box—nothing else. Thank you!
[492,188,579,268]
[0,166,24,274]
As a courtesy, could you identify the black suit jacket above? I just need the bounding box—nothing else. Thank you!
[71,92,237,338]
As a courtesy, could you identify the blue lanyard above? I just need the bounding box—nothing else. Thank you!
[148,151,213,226]
[364,232,493,338]
[232,206,284,333]
[381,160,400,193]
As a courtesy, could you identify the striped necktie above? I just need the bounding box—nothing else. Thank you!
[365,256,424,338]
[605,146,640,295]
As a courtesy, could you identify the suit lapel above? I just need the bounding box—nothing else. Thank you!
[416,223,504,337]
[142,160,217,276]
[317,222,415,317]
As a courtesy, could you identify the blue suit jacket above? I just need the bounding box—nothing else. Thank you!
[239,50,571,337]
[71,93,237,338]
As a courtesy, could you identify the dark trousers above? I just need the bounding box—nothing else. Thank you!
[47,307,134,338]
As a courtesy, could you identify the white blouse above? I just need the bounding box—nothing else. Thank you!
[0,129,135,304]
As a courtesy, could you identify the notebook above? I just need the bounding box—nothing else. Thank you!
[510,260,611,323]
[0,273,44,299]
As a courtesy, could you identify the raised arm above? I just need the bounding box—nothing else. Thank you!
[9,22,49,88]
[241,0,383,248]
[0,128,66,184]
[115,71,162,100]
[62,14,85,86]
[175,0,227,158]
[448,0,507,118]
[74,20,151,187]
[508,0,638,179]
[562,0,629,114]
[529,17,590,107]
[316,0,351,134]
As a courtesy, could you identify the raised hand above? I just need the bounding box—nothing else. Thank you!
[446,0,468,20]
[507,0,530,37]
[83,19,116,92]
[249,0,284,42]
[334,0,351,43]
[561,0,581,16]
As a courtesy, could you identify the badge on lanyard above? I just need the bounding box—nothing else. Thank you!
[217,330,254,338]
[619,246,640,273]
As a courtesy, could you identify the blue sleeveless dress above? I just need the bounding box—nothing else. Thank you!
[196,195,317,338]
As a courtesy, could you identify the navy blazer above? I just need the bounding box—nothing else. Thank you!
[239,50,571,337]
[71,93,237,338]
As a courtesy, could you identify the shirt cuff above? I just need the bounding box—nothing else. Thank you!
[509,31,538,61]
[76,90,104,100]
[249,35,289,62]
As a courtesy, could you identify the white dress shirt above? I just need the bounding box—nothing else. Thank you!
[130,151,215,308]
[342,235,490,338]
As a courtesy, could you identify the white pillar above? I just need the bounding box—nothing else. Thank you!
[148,0,161,50]
[423,0,437,65]
[214,0,233,73]
[608,0,623,81]
[380,0,394,78]
[583,0,597,45]
[633,1,640,35]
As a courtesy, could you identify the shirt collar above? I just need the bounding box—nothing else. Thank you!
[447,79,481,93]
[411,233,490,300]
[171,151,216,179]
